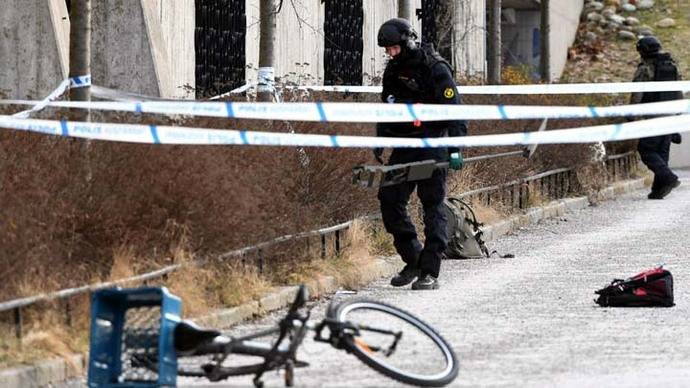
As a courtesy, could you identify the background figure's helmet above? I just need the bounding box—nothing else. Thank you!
[377,18,417,48]
[636,36,661,57]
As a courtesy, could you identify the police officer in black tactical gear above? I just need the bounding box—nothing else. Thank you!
[631,36,682,200]
[374,18,467,290]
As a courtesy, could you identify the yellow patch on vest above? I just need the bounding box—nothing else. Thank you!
[444,87,455,99]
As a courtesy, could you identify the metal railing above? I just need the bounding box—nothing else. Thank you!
[607,151,639,181]
[457,167,574,209]
[0,151,639,338]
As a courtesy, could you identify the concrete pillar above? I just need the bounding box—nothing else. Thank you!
[0,0,68,99]
[1,0,194,100]
[91,0,194,99]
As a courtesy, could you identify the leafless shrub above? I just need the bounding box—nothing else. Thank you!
[0,88,634,301]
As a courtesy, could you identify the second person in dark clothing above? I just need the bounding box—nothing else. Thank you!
[374,18,467,290]
[630,36,682,199]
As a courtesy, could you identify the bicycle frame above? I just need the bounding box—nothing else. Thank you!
[191,286,314,387]
[186,289,402,388]
[199,314,312,385]
[90,286,408,388]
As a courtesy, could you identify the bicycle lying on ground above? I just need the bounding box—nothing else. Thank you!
[87,285,458,387]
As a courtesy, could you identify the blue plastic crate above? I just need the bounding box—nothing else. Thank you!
[87,287,182,387]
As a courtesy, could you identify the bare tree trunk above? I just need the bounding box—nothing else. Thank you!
[540,0,551,83]
[68,0,91,120]
[258,0,276,102]
[487,0,502,84]
[398,0,413,21]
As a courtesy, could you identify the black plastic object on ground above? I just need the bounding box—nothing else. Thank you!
[595,266,675,307]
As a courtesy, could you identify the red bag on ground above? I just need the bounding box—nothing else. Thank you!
[594,266,674,307]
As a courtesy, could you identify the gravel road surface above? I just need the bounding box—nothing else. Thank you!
[66,173,690,388]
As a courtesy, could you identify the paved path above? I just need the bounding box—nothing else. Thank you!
[154,171,690,387]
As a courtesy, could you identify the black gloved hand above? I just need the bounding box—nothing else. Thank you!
[373,148,384,164]
[671,133,682,144]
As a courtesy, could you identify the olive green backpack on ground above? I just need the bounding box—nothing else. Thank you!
[443,197,513,260]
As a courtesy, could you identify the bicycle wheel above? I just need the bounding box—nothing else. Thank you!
[329,299,459,387]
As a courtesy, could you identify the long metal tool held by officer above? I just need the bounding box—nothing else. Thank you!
[352,118,549,189]
[353,159,445,188]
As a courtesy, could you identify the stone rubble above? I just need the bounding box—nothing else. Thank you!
[582,0,673,43]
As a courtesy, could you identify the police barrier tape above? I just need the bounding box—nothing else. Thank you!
[11,80,70,119]
[68,75,91,89]
[2,98,690,123]
[294,80,690,95]
[11,76,91,119]
[2,113,689,148]
[203,80,690,95]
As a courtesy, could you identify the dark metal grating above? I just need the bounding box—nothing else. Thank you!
[323,0,364,86]
[195,0,246,98]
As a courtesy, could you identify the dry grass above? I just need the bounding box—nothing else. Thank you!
[468,201,505,225]
[166,264,213,318]
[0,306,89,370]
[0,327,78,369]
[363,220,396,257]
[271,219,381,291]
[526,187,551,208]
[0,88,625,303]
[210,264,273,308]
[109,245,137,280]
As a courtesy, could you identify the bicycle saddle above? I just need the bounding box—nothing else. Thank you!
[174,320,221,353]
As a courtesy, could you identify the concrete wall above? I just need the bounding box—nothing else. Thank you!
[0,0,68,99]
[0,0,194,100]
[3,1,485,98]
[245,0,325,86]
[92,1,194,99]
[362,0,423,83]
[452,0,486,77]
[245,0,423,87]
[91,2,159,96]
[549,0,583,81]
[244,0,482,87]
[149,0,196,98]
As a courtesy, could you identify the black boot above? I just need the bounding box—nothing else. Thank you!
[390,264,420,287]
[650,178,680,200]
[411,273,439,290]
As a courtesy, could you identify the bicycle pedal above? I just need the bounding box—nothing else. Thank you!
[294,360,310,368]
[202,364,224,382]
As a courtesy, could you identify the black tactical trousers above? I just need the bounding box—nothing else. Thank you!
[378,168,448,278]
[638,135,678,190]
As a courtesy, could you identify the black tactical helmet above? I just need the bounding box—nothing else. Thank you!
[636,36,661,57]
[377,18,417,48]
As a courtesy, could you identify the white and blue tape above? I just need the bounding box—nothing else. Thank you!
[2,114,689,148]
[11,80,70,119]
[3,98,690,123]
[295,80,690,95]
[10,76,91,119]
[69,75,92,89]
